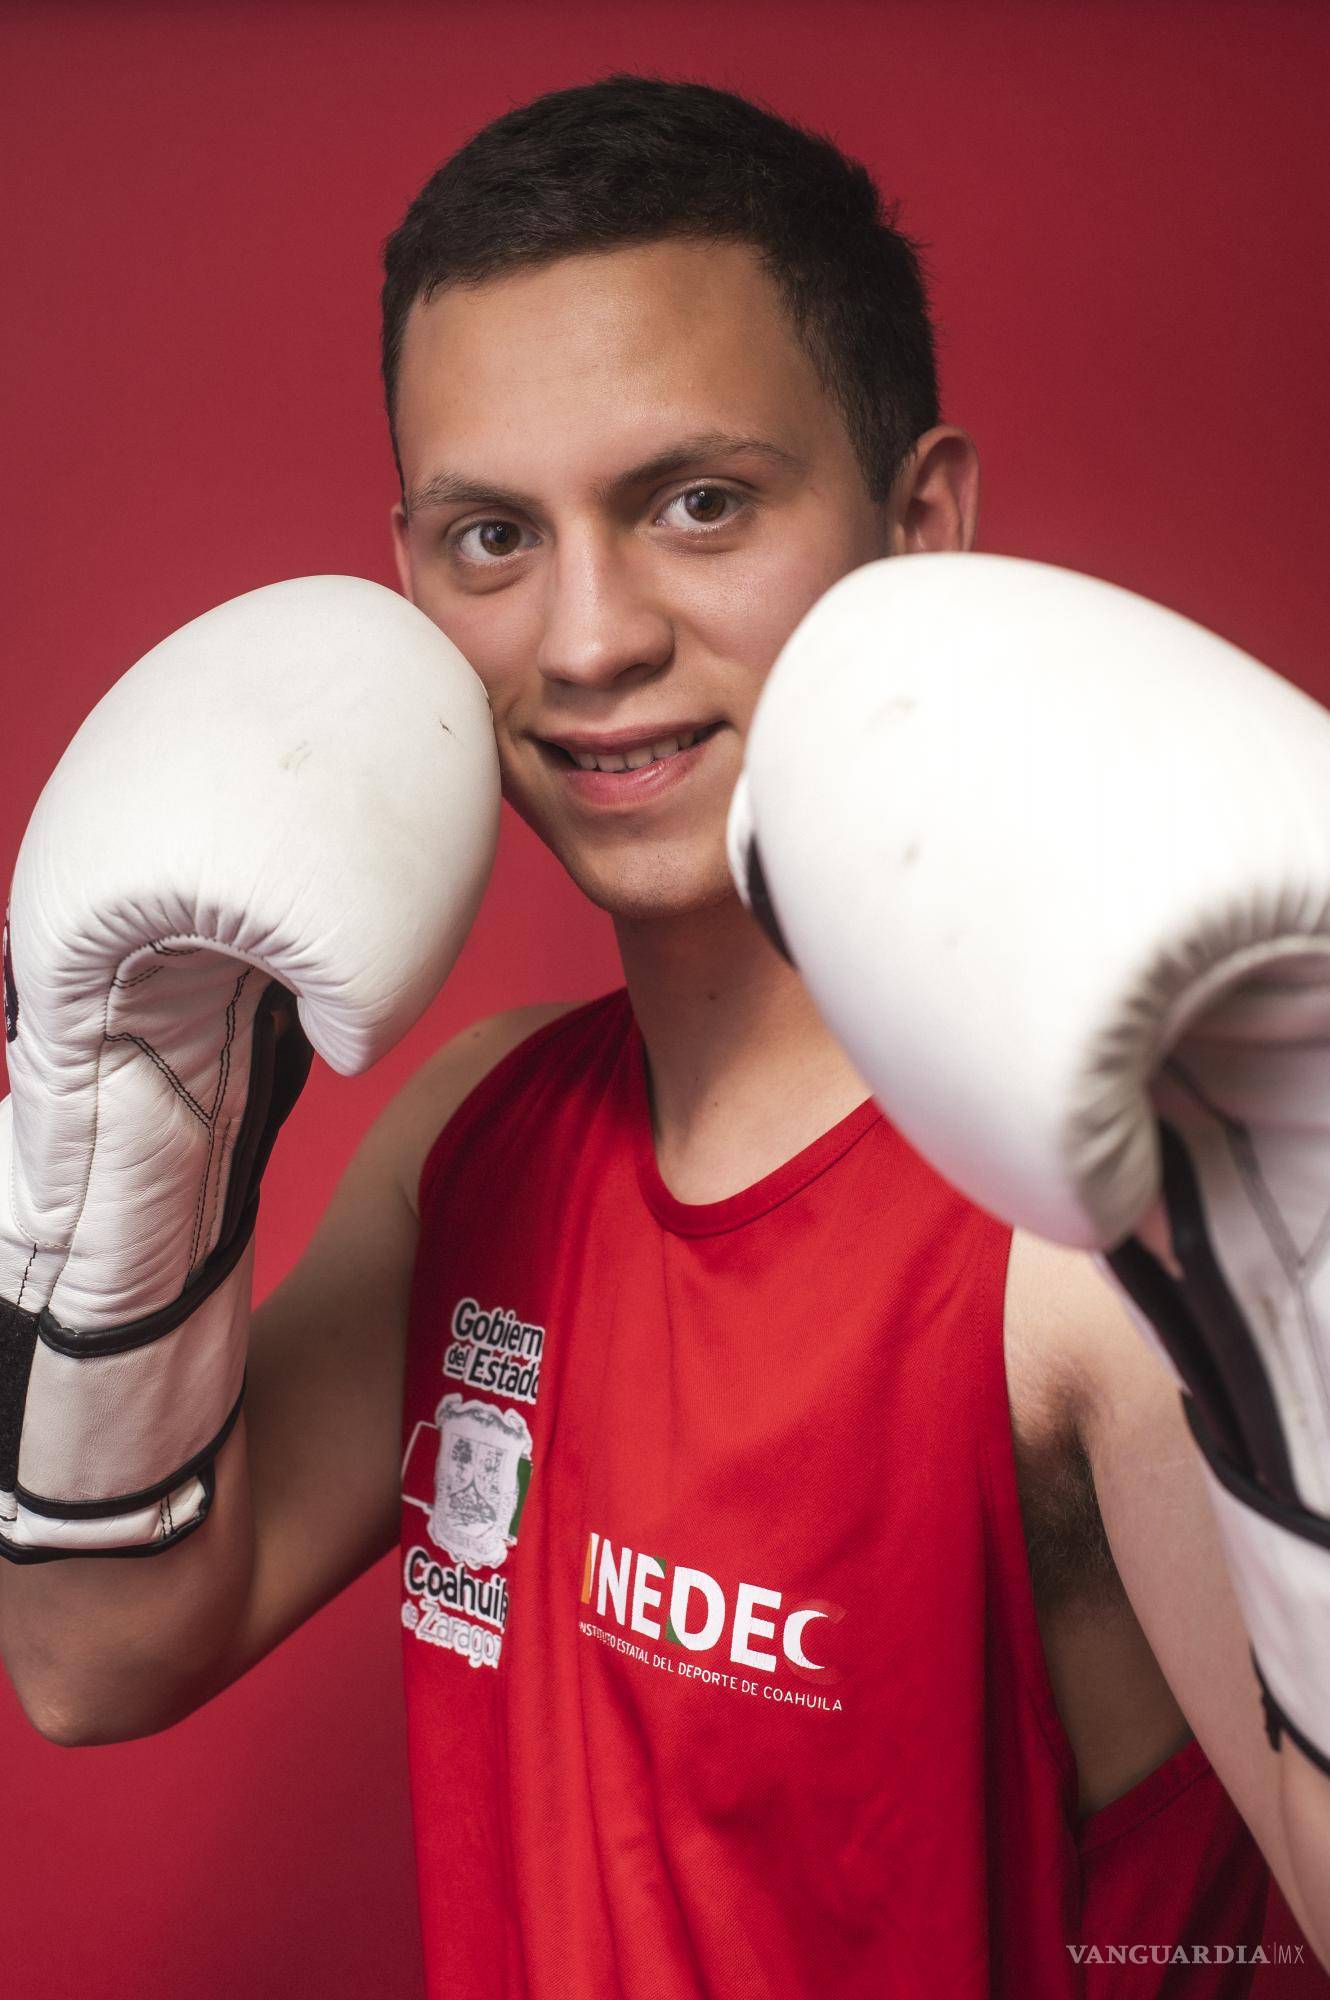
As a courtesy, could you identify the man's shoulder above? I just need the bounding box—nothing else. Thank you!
[423,1001,582,1098]
[1003,1226,1182,1458]
[393,1001,581,1217]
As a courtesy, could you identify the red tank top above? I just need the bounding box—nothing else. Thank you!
[400,990,1323,1997]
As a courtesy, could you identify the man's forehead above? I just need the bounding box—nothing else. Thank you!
[394,238,832,490]
[397,238,820,407]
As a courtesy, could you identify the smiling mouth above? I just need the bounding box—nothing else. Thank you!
[541,723,723,773]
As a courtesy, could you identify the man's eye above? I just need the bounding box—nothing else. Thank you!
[451,520,530,564]
[660,486,744,531]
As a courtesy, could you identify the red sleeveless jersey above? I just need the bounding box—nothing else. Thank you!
[400,990,1323,1997]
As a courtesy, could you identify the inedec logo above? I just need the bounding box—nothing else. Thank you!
[580,1530,843,1683]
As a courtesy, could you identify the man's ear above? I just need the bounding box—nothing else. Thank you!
[391,501,415,602]
[890,425,981,556]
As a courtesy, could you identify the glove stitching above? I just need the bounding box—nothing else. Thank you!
[203,1116,238,1276]
[188,971,248,1274]
[110,941,202,992]
[204,978,246,1126]
[103,1033,212,1126]
[15,1242,37,1314]
[1167,1061,1303,1278]
[40,934,251,1363]
[1299,1201,1330,1284]
[1171,1055,1330,1464]
[51,940,221,1307]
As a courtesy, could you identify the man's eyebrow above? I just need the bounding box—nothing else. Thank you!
[404,433,805,518]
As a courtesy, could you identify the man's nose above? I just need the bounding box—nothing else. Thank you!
[535,534,673,691]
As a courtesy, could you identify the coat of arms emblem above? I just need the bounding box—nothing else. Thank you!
[427,1395,533,1570]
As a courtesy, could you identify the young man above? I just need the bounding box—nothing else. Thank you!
[4,73,1329,1996]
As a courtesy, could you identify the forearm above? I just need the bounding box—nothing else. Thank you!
[1279,1741,1330,1972]
[0,1416,255,1745]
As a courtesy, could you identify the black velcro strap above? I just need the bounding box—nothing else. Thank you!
[1251,1649,1330,1775]
[16,1377,244,1520]
[0,1386,240,1564]
[0,1298,40,1495]
[1107,1118,1296,1506]
[37,1207,258,1360]
[217,980,313,1255]
[3,909,18,1043]
[0,1456,221,1566]
[1181,1395,1330,1553]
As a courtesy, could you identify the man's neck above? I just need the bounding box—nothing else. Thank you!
[615,893,873,1204]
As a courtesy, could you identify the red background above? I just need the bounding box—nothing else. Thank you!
[3,4,1328,1994]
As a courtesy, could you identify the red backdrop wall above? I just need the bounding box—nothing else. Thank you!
[2,4,1328,1994]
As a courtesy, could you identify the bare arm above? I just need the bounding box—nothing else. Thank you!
[0,1003,571,1745]
[1020,1230,1330,1968]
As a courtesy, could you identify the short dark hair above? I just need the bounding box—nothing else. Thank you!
[381,73,940,504]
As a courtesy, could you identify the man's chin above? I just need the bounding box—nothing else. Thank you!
[506,791,740,923]
[561,853,738,927]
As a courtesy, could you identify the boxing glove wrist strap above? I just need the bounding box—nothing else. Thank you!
[1108,1121,1330,1770]
[0,986,311,1560]
[1187,1421,1330,1775]
[0,1395,243,1566]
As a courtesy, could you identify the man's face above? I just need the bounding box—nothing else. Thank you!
[392,238,894,922]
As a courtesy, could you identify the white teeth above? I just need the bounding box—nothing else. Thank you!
[561,727,709,772]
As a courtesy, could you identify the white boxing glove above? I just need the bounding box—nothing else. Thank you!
[729,551,1330,1770]
[0,575,498,1559]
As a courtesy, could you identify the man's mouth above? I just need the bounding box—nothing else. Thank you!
[534,721,725,809]
[540,722,723,773]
